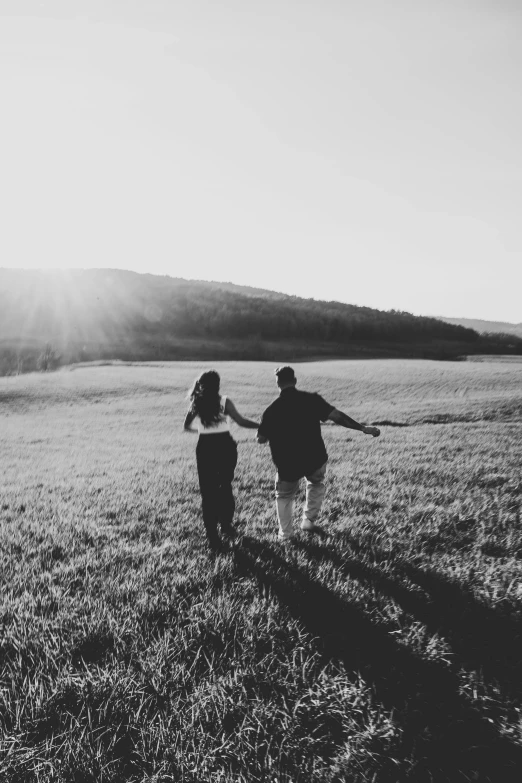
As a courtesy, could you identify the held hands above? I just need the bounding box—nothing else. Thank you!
[363,425,380,437]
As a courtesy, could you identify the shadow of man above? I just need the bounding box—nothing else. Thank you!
[234,534,522,783]
[301,532,522,701]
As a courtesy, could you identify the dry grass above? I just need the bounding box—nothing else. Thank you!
[1,359,521,782]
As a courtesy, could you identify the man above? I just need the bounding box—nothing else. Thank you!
[257,366,380,541]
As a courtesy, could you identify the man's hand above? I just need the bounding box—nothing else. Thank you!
[362,425,380,437]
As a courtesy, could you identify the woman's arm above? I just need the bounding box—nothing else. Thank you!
[183,410,198,433]
[225,398,260,429]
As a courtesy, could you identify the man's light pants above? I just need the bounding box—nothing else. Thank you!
[275,463,327,540]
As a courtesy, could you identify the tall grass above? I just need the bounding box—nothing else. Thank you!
[1,359,521,781]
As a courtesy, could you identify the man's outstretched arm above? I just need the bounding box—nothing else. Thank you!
[327,409,380,437]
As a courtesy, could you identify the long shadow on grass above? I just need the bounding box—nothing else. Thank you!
[234,535,522,783]
[303,533,522,702]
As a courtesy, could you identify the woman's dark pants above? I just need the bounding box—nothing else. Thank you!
[196,433,238,545]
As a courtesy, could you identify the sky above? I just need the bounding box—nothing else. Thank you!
[1,0,521,323]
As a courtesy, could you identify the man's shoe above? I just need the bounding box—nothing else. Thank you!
[300,519,319,530]
[300,522,326,537]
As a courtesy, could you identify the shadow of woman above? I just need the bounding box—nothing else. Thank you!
[234,535,522,783]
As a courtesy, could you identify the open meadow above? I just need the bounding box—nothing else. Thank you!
[1,358,522,782]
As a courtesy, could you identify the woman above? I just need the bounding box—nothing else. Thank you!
[183,370,259,550]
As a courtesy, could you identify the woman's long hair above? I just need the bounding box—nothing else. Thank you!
[188,370,223,428]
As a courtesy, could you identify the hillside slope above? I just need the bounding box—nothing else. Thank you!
[436,316,522,338]
[0,269,519,373]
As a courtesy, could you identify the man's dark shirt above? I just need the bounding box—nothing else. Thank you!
[258,387,335,481]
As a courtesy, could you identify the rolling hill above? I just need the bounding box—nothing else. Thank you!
[0,269,519,374]
[435,316,522,339]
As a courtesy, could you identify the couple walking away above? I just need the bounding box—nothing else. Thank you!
[184,366,380,551]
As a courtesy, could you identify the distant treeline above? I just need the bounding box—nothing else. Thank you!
[0,269,520,375]
[147,286,481,343]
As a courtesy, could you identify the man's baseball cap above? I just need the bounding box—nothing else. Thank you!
[275,366,296,382]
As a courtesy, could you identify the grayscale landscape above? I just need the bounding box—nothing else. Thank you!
[1,358,522,781]
[2,0,521,780]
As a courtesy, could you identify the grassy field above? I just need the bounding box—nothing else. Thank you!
[1,358,521,782]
